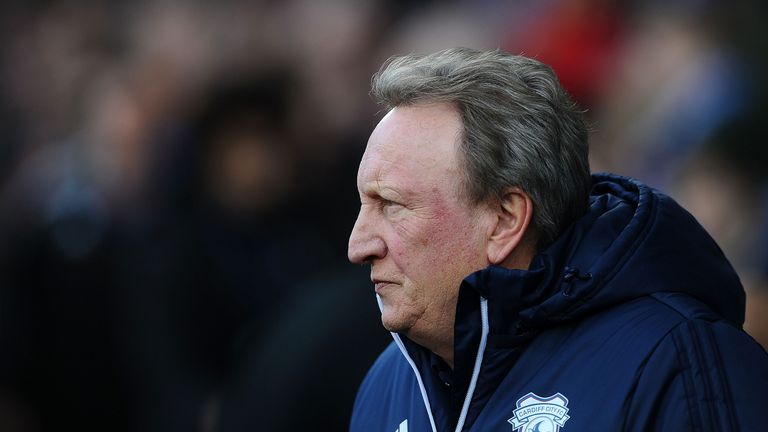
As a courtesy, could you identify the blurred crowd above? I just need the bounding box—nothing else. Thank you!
[0,0,766,431]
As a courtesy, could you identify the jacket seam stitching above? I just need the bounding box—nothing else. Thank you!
[687,321,719,430]
[702,324,739,431]
[648,293,740,430]
[621,295,705,432]
[671,327,704,431]
[621,315,687,431]
[648,294,727,430]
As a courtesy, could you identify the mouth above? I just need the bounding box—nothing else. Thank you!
[372,279,397,293]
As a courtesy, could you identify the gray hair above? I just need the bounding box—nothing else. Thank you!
[371,48,591,248]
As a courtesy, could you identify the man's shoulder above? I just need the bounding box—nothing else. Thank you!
[471,293,768,430]
[622,294,768,429]
[561,293,695,351]
[577,291,732,340]
[501,292,748,402]
[598,291,754,351]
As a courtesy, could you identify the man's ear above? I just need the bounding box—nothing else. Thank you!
[486,187,534,267]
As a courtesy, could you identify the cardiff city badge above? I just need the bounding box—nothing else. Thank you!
[508,392,570,432]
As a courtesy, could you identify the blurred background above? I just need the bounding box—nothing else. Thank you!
[0,0,766,430]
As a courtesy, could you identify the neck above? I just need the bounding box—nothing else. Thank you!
[434,345,454,370]
[406,327,455,369]
[500,242,536,270]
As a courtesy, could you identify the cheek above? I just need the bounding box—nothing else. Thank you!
[423,218,479,265]
[382,221,432,277]
[430,209,487,265]
[385,201,485,274]
[432,202,476,239]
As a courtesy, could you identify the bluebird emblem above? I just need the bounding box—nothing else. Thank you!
[508,392,570,432]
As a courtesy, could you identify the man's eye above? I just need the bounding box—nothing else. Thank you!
[382,200,404,216]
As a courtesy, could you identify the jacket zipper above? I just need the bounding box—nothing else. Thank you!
[379,294,439,432]
[382,294,490,432]
[455,297,489,432]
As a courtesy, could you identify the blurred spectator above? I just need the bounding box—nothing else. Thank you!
[504,0,627,107]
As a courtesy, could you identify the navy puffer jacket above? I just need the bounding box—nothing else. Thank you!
[351,174,768,432]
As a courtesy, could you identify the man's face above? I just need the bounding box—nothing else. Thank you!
[348,103,492,345]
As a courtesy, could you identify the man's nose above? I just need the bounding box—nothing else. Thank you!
[348,210,387,264]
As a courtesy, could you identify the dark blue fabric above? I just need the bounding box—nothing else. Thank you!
[350,174,768,431]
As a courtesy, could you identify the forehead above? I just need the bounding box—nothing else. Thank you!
[358,103,463,193]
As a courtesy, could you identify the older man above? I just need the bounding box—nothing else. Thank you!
[348,48,768,432]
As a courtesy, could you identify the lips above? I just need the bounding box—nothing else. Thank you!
[372,278,398,293]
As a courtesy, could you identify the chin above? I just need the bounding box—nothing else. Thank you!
[380,308,415,334]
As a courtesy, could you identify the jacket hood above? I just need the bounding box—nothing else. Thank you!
[462,173,746,340]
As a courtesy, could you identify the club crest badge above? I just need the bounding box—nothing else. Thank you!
[508,392,570,432]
